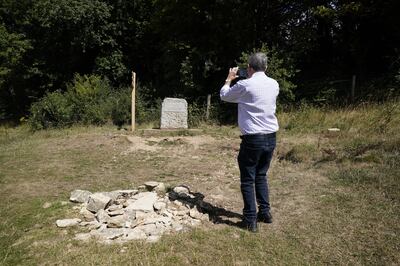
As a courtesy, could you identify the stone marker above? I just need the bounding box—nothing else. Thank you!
[160,98,188,129]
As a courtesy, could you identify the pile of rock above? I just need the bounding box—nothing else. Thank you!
[56,182,209,243]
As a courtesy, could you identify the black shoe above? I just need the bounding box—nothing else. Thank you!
[257,212,272,223]
[240,220,258,233]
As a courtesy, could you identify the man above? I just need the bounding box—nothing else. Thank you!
[220,52,279,232]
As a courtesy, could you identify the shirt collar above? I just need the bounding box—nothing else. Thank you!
[252,71,266,77]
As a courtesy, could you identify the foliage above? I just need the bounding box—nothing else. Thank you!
[1,0,399,121]
[29,74,131,130]
[237,44,297,103]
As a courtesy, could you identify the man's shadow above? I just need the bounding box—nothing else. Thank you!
[168,188,243,229]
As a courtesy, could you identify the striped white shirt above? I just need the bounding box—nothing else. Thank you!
[220,71,279,135]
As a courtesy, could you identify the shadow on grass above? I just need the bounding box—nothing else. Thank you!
[168,190,244,229]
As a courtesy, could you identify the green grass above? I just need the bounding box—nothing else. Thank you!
[0,101,399,265]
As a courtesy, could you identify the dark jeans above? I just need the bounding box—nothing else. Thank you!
[237,133,276,223]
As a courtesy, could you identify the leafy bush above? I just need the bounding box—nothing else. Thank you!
[65,74,111,124]
[29,90,75,130]
[29,74,122,130]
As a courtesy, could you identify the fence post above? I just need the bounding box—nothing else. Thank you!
[131,71,136,131]
[206,94,211,120]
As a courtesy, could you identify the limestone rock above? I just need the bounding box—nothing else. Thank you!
[87,193,111,213]
[80,207,96,221]
[96,209,111,224]
[126,192,157,212]
[108,215,128,228]
[173,186,190,195]
[160,98,188,129]
[124,228,147,240]
[42,202,52,209]
[153,201,166,212]
[144,181,160,191]
[74,233,92,241]
[56,218,81,228]
[70,190,92,203]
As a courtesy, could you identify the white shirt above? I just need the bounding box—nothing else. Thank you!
[220,71,279,135]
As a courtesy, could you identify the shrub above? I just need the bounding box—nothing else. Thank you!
[29,90,74,130]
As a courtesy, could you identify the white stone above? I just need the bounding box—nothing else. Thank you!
[70,190,92,203]
[189,208,201,219]
[160,98,188,129]
[173,186,190,195]
[96,209,110,224]
[86,193,112,213]
[126,192,157,212]
[80,221,101,230]
[108,209,125,216]
[155,183,166,193]
[56,218,81,228]
[146,235,161,243]
[74,233,92,241]
[144,181,159,191]
[80,207,96,221]
[124,228,147,240]
[153,201,166,211]
[42,202,52,209]
[328,128,340,132]
[108,215,128,228]
[93,228,125,240]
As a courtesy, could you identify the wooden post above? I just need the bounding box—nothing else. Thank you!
[131,71,136,132]
[351,75,356,103]
[206,94,211,120]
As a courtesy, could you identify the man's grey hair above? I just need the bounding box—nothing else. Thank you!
[248,52,268,72]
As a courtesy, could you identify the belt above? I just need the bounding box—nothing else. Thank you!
[240,132,276,139]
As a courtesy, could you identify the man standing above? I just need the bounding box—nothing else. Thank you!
[220,52,279,232]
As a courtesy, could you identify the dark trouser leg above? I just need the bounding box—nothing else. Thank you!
[238,145,262,224]
[255,148,274,215]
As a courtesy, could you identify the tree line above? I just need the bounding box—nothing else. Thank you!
[1,0,399,121]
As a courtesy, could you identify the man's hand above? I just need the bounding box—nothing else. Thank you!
[225,67,239,85]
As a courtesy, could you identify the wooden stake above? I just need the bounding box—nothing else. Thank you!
[206,94,211,120]
[131,71,136,132]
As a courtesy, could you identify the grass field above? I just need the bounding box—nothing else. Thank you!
[0,101,399,265]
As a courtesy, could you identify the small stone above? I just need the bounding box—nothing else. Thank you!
[93,228,125,240]
[70,190,92,203]
[146,235,161,243]
[154,183,166,193]
[124,228,147,240]
[173,186,190,195]
[189,208,203,220]
[56,218,81,228]
[108,209,125,216]
[107,204,123,212]
[328,128,340,132]
[74,233,92,241]
[140,224,157,236]
[108,215,128,228]
[86,193,112,213]
[144,181,160,191]
[153,201,166,211]
[80,207,96,221]
[138,185,146,191]
[42,202,52,209]
[96,209,111,224]
[80,221,101,229]
[126,192,157,212]
[60,201,69,206]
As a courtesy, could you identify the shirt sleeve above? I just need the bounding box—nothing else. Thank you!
[220,81,246,103]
